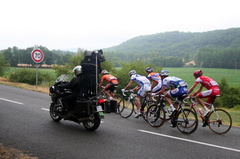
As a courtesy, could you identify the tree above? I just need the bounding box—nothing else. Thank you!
[0,54,9,76]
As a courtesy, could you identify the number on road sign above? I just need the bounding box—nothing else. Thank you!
[31,49,44,63]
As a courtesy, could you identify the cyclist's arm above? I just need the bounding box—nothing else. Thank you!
[124,80,133,90]
[188,83,198,95]
[156,85,167,95]
[191,85,203,96]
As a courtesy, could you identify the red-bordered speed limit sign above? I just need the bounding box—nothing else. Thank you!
[31,49,44,63]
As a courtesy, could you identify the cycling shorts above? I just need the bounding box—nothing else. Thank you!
[168,87,188,100]
[137,84,151,97]
[197,88,220,103]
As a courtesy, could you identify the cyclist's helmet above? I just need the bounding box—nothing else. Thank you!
[159,70,169,77]
[146,67,153,73]
[101,70,108,75]
[128,70,136,76]
[193,70,203,78]
[73,65,82,76]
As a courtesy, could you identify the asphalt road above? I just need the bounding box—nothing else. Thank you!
[0,84,240,159]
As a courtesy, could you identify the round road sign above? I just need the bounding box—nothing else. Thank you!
[31,49,44,63]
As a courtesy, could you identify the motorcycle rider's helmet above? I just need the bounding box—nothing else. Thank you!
[193,70,203,78]
[73,65,82,76]
[101,70,108,75]
[146,67,153,73]
[128,70,136,76]
[159,70,169,77]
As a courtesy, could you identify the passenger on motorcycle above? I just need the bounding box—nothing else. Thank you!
[60,65,84,114]
[99,70,118,100]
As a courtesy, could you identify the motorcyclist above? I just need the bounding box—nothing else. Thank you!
[60,65,84,115]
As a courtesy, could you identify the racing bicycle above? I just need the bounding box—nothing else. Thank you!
[117,90,155,120]
[188,96,232,134]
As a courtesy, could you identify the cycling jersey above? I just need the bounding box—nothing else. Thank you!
[130,74,151,97]
[195,75,220,103]
[130,74,151,86]
[162,76,188,89]
[163,76,188,100]
[147,72,162,93]
[101,74,118,85]
[195,75,219,89]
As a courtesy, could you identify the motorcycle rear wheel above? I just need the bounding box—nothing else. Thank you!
[50,103,62,122]
[83,114,101,131]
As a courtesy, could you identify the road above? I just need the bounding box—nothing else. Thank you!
[0,84,240,159]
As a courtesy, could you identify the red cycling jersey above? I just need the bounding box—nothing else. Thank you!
[195,75,219,90]
[195,75,220,103]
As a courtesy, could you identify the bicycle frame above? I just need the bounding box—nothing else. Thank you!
[187,96,232,134]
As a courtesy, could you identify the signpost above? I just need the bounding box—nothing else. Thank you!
[31,48,44,89]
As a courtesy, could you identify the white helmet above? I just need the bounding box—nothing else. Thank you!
[73,65,82,76]
[101,70,108,75]
[128,70,136,76]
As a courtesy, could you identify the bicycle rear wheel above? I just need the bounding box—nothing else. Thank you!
[146,104,165,127]
[207,109,232,134]
[176,108,198,134]
[118,97,134,118]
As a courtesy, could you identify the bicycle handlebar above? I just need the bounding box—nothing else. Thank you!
[122,90,135,96]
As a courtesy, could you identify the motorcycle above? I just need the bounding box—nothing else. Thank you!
[49,74,106,131]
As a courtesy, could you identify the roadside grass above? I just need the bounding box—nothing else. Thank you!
[0,143,38,159]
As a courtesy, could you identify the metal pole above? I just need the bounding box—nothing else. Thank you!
[36,63,38,89]
[95,51,98,96]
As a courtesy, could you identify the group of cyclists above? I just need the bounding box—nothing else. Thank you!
[100,67,220,119]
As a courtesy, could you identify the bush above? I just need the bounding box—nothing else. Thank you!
[9,68,55,85]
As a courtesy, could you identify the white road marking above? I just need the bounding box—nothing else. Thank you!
[138,129,240,153]
[0,97,23,105]
[41,108,49,111]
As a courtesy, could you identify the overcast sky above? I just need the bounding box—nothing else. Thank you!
[0,0,240,51]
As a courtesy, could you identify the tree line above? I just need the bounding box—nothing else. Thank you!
[0,46,76,67]
[194,48,240,69]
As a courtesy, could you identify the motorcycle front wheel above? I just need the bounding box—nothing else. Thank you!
[83,113,101,131]
[50,103,62,122]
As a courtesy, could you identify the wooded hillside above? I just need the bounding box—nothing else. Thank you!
[104,28,240,67]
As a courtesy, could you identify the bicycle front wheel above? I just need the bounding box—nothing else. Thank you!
[146,105,165,127]
[207,109,232,135]
[176,108,198,134]
[118,97,134,118]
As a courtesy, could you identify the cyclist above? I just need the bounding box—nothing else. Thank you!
[99,70,118,100]
[146,67,162,101]
[121,70,151,118]
[153,70,188,115]
[188,70,220,116]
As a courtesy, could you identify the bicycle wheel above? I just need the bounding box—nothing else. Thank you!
[207,109,232,134]
[118,97,134,118]
[176,108,198,134]
[146,104,165,127]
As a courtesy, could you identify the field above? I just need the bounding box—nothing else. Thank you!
[163,67,240,88]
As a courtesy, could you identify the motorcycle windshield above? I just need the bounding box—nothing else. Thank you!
[55,74,74,83]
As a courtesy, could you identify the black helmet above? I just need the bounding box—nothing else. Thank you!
[146,67,153,73]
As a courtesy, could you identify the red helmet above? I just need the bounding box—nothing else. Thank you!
[193,70,203,77]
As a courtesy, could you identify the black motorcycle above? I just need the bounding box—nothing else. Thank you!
[49,74,105,131]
